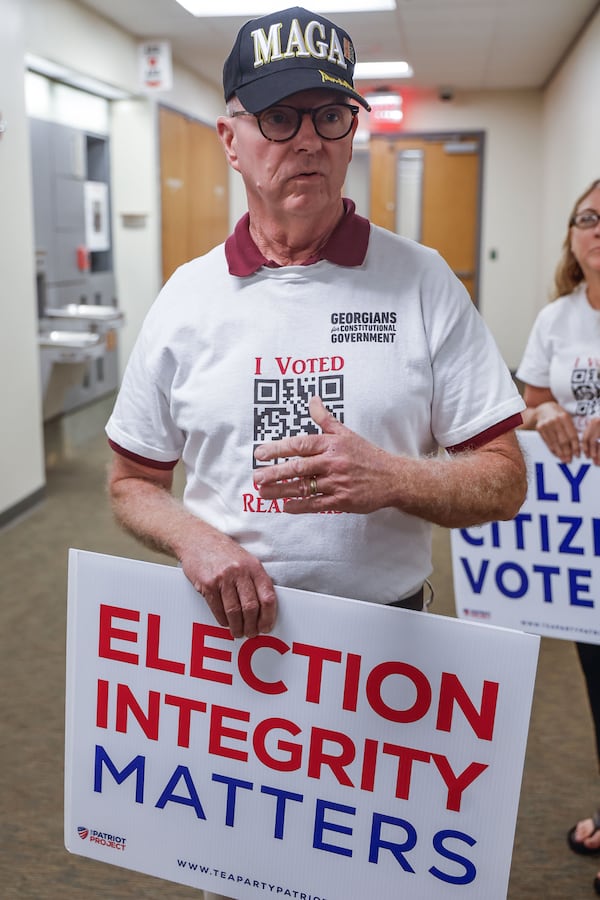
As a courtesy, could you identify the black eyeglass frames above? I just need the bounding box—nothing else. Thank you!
[230,103,359,142]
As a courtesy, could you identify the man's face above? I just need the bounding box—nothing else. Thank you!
[218,89,357,221]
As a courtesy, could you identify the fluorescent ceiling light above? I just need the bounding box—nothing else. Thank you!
[175,0,395,15]
[355,60,413,79]
[25,53,131,100]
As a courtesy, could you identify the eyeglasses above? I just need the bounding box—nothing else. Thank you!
[570,210,600,229]
[230,103,359,142]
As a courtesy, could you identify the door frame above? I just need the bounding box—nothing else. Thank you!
[366,129,486,307]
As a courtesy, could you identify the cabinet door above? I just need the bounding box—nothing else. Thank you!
[29,118,55,253]
[53,230,87,284]
[50,122,86,179]
[54,176,85,231]
[86,272,117,306]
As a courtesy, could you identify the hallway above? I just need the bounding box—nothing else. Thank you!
[1,397,599,898]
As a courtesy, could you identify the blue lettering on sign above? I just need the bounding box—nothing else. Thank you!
[91,750,482,883]
[260,785,304,839]
[460,559,489,593]
[535,463,559,501]
[156,765,206,818]
[559,463,590,502]
[460,517,600,557]
[494,563,528,598]
[540,515,550,551]
[569,569,593,607]
[368,813,417,871]
[212,774,253,826]
[460,529,484,547]
[595,519,600,556]
[532,565,561,602]
[94,744,145,803]
[313,798,355,857]
[535,461,591,502]
[512,514,531,550]
[429,829,477,885]
[459,559,595,607]
[558,517,584,554]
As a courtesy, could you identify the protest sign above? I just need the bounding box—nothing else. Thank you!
[65,550,539,899]
[452,430,600,644]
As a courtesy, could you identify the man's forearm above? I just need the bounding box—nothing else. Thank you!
[388,440,527,529]
[109,475,201,559]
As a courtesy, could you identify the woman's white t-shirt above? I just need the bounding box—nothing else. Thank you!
[516,284,600,431]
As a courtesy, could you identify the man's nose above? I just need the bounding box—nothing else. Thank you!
[293,111,322,145]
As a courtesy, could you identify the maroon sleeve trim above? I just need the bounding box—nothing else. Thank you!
[108,438,179,471]
[446,412,523,454]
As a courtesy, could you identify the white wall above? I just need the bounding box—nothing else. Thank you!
[541,8,600,308]
[0,0,46,519]
[109,100,162,370]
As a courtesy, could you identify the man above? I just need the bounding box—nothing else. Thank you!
[106,5,526,643]
[107,11,526,895]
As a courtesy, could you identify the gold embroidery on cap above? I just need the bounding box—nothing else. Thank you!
[318,70,354,92]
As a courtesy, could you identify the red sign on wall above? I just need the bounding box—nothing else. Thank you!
[366,90,404,134]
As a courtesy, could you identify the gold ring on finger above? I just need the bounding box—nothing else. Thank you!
[310,475,318,496]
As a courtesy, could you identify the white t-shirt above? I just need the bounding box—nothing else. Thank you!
[516,284,600,429]
[107,223,523,604]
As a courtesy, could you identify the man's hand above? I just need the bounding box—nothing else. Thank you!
[254,395,526,527]
[108,453,277,639]
[254,396,395,514]
[177,530,277,639]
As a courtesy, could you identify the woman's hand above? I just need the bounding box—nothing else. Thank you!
[533,401,581,463]
[522,385,581,463]
[580,417,600,466]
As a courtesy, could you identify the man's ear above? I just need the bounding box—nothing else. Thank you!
[216,116,240,171]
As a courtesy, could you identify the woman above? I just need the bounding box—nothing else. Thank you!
[516,179,600,894]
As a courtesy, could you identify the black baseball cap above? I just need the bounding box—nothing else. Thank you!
[223,6,371,113]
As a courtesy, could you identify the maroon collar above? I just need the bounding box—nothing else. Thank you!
[225,198,370,276]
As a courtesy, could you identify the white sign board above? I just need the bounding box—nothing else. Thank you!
[65,550,539,899]
[452,430,600,643]
[138,41,173,92]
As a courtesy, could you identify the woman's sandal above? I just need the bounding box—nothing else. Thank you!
[567,810,600,855]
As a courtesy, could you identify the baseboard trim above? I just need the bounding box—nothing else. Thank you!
[0,487,46,531]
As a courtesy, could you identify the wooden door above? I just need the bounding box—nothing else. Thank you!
[370,134,481,302]
[159,106,230,284]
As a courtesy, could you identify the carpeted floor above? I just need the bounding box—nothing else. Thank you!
[1,396,599,899]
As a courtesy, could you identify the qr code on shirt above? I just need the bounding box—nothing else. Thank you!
[253,374,344,468]
[572,365,600,417]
